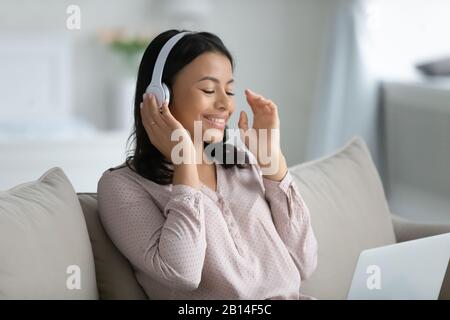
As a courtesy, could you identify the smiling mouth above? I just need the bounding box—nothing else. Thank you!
[202,115,226,129]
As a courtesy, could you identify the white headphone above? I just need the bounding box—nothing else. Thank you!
[145,31,193,107]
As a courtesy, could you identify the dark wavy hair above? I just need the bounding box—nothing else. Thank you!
[112,29,250,184]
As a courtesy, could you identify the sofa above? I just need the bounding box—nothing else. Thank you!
[1,136,449,299]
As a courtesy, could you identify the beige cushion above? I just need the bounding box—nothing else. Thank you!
[0,167,98,299]
[77,193,147,299]
[291,136,396,299]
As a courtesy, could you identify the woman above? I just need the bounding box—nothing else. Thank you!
[97,29,318,299]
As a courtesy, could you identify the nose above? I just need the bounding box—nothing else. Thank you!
[214,91,233,112]
[214,102,227,111]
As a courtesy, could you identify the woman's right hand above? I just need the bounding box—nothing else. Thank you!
[140,93,196,164]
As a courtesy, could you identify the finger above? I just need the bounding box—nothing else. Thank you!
[141,93,165,134]
[244,89,258,114]
[245,88,259,99]
[159,100,177,127]
[266,100,276,109]
[147,93,166,128]
[245,88,266,102]
[238,111,250,147]
[266,100,278,115]
[140,101,156,136]
[238,110,249,131]
[245,89,268,114]
[141,94,157,126]
[248,89,277,114]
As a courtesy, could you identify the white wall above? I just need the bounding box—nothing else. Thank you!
[205,0,331,165]
[0,0,331,166]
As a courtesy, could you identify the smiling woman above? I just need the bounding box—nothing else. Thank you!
[122,30,250,185]
[170,51,235,143]
[196,74,235,131]
[97,29,318,300]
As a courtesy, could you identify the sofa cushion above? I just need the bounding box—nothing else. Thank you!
[77,193,147,299]
[0,167,98,299]
[291,136,396,299]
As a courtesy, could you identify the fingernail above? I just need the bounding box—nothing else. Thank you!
[143,93,146,100]
[140,102,143,109]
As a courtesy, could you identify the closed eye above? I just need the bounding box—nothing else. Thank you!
[201,89,235,96]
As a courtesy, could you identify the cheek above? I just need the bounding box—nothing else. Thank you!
[203,129,225,144]
[171,94,208,133]
[187,92,210,120]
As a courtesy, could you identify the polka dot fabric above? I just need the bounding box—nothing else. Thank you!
[97,153,318,300]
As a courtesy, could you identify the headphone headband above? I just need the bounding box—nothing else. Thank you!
[150,31,193,85]
[145,31,193,107]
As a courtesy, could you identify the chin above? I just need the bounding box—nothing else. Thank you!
[203,135,223,143]
[203,130,224,144]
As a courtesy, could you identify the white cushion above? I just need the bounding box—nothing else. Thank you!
[291,136,396,299]
[0,167,98,299]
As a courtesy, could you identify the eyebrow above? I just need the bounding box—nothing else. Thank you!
[197,76,234,84]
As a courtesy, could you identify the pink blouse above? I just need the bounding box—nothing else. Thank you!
[97,149,318,300]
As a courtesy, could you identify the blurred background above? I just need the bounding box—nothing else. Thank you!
[0,0,449,224]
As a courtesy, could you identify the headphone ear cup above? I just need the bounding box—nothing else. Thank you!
[162,83,170,105]
[145,83,166,107]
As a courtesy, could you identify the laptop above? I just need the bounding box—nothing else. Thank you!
[347,232,450,300]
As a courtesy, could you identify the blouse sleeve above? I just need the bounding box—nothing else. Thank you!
[262,170,318,281]
[97,173,207,291]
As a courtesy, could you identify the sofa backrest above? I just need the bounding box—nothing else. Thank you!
[0,167,98,299]
[77,193,147,299]
[290,136,396,299]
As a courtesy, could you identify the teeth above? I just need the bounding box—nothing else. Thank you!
[204,116,225,124]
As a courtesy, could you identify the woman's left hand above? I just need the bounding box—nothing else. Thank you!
[238,89,287,180]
